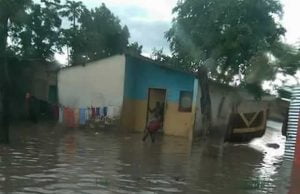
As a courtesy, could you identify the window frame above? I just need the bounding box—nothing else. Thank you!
[178,90,193,112]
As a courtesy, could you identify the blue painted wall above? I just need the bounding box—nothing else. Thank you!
[124,55,196,102]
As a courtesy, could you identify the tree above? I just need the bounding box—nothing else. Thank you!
[0,0,32,143]
[271,42,300,76]
[60,0,86,65]
[62,3,130,65]
[84,4,129,60]
[166,0,292,136]
[11,0,62,61]
[61,0,84,30]
[151,48,169,63]
[127,42,143,55]
[0,0,32,75]
[151,48,186,71]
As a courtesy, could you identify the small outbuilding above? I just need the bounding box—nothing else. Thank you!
[58,54,198,138]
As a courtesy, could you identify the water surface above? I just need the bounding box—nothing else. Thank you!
[0,121,292,193]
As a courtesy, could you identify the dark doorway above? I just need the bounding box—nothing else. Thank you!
[146,88,166,132]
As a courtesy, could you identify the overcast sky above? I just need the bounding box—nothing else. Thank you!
[76,0,300,55]
[75,0,177,55]
[55,0,299,88]
[55,0,300,58]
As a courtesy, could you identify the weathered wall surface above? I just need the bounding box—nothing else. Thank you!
[58,55,126,116]
[13,61,58,102]
[8,61,58,119]
[122,55,197,138]
[30,65,57,101]
[194,82,289,136]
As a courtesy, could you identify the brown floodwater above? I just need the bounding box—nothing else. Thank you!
[0,121,293,194]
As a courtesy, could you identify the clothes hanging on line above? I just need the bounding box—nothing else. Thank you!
[79,108,86,125]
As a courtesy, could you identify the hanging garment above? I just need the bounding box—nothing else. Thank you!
[108,106,115,118]
[91,107,96,118]
[64,108,75,128]
[107,106,113,118]
[88,107,92,119]
[85,108,89,121]
[74,108,80,127]
[59,106,64,123]
[103,106,108,117]
[79,108,86,125]
[99,107,104,117]
[96,107,100,117]
[68,108,76,128]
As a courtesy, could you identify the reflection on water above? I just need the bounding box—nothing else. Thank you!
[0,121,292,193]
[247,121,287,194]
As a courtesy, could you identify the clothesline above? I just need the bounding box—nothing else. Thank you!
[58,106,118,128]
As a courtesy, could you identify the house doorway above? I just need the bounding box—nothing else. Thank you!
[146,88,166,132]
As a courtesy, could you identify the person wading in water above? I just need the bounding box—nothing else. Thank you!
[143,101,164,142]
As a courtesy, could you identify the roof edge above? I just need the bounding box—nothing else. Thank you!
[124,52,196,77]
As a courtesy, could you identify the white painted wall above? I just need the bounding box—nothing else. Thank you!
[194,81,288,136]
[58,55,126,113]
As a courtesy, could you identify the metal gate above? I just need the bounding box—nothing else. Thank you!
[284,86,300,161]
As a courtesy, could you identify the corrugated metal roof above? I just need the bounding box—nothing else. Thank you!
[284,86,300,160]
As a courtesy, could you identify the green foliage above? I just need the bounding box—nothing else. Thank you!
[127,42,143,55]
[0,0,32,22]
[242,82,264,100]
[0,0,32,56]
[61,3,130,65]
[270,42,300,75]
[60,0,85,29]
[2,0,134,66]
[166,0,287,84]
[151,48,170,63]
[151,48,186,70]
[59,0,86,64]
[10,0,62,61]
[165,0,300,131]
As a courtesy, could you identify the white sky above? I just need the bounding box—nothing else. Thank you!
[75,0,300,49]
[56,0,300,58]
[55,0,300,89]
[281,0,300,45]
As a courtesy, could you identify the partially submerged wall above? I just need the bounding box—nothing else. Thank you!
[122,55,197,138]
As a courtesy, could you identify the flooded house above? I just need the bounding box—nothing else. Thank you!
[5,59,59,119]
[58,54,198,138]
[24,60,58,103]
[58,54,286,140]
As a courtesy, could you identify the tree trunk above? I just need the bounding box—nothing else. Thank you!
[198,66,212,136]
[0,84,10,144]
[73,14,76,30]
[0,16,8,56]
[0,16,10,144]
